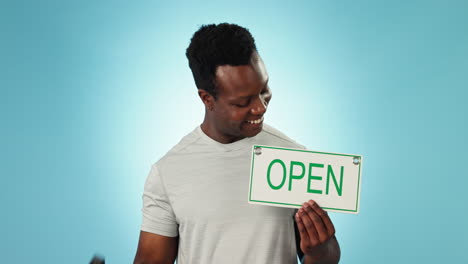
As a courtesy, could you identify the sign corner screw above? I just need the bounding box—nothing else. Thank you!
[254,146,262,155]
[353,156,360,165]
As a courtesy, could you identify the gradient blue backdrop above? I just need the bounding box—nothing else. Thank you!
[1,0,467,263]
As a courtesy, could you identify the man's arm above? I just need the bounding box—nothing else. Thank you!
[295,200,341,264]
[133,231,178,264]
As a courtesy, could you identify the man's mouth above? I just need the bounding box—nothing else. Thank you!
[245,116,264,124]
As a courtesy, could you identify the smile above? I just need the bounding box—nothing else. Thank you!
[246,116,264,124]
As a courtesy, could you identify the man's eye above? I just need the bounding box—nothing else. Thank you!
[233,98,251,107]
[261,88,270,95]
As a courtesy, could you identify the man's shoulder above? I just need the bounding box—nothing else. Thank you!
[154,126,206,165]
[258,124,306,150]
[167,127,203,153]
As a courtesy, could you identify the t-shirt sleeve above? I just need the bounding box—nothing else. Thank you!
[140,164,178,237]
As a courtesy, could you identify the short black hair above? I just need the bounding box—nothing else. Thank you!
[186,23,257,98]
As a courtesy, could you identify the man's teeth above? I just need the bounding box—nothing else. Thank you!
[247,117,263,124]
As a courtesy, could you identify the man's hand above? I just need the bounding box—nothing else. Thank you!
[295,200,340,264]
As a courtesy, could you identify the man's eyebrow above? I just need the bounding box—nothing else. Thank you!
[236,79,269,99]
[235,95,251,100]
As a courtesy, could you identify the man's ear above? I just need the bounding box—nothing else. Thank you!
[198,89,215,111]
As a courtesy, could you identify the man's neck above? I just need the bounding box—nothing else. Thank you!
[200,122,245,144]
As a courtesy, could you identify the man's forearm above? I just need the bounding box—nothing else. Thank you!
[301,236,340,264]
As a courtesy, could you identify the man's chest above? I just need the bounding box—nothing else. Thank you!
[161,152,294,224]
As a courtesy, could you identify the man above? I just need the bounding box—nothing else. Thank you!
[134,23,340,264]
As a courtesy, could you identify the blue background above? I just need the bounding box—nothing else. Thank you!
[1,0,467,263]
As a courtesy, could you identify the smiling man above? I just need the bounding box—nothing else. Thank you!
[199,50,270,143]
[134,23,340,264]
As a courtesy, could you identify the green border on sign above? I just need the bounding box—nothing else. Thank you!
[248,145,362,213]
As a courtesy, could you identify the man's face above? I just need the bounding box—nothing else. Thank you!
[208,53,272,143]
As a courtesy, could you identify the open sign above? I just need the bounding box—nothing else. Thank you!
[248,145,363,214]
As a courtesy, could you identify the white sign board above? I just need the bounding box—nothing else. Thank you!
[248,145,363,214]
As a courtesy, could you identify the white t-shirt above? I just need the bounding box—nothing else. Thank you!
[141,124,305,264]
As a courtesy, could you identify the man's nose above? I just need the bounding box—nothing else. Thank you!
[250,96,267,115]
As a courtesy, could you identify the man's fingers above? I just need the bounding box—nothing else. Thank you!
[309,200,336,237]
[298,206,320,246]
[295,211,310,245]
[304,201,329,243]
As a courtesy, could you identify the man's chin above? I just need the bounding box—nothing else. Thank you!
[243,122,263,138]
